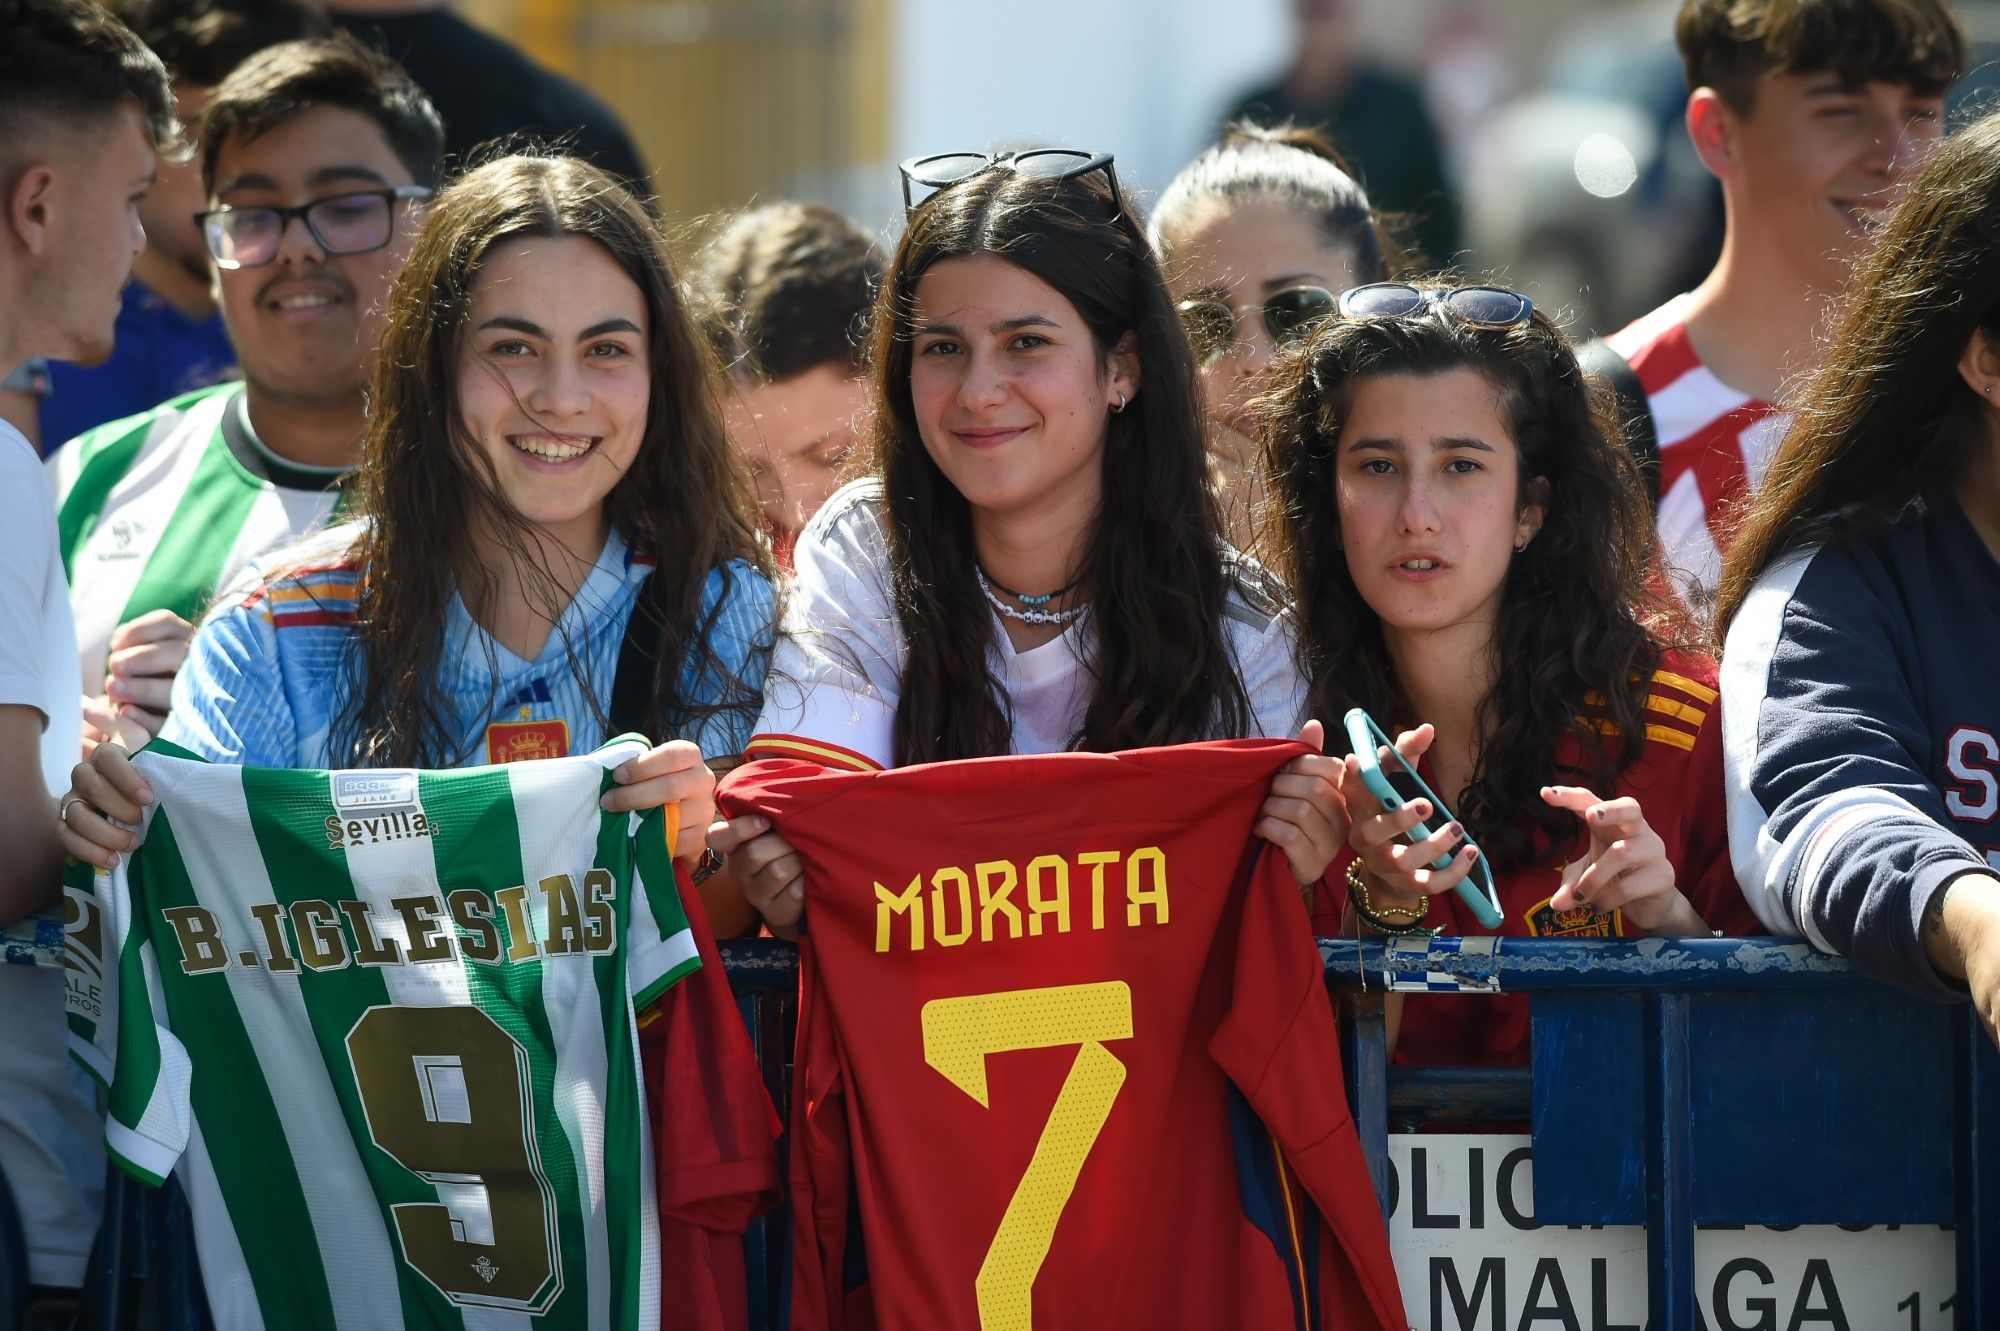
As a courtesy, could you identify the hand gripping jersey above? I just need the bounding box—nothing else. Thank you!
[717,739,1408,1331]
[63,736,776,1331]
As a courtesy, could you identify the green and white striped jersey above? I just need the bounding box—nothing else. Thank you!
[63,735,698,1331]
[49,382,346,694]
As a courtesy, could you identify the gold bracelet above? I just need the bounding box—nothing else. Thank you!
[1346,856,1428,926]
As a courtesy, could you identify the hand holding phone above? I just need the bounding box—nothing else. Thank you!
[1341,708,1504,928]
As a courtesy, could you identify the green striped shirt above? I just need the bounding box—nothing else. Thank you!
[49,382,345,694]
[63,735,697,1330]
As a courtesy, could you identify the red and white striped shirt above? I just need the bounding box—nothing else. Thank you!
[1606,294,1793,616]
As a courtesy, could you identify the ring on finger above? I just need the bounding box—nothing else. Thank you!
[59,796,88,827]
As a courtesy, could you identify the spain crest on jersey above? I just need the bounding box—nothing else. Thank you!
[486,719,570,764]
[1523,894,1624,938]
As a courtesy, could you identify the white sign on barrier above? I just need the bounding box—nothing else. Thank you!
[1386,1135,1955,1331]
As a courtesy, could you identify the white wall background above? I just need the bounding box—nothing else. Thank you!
[862,0,1293,234]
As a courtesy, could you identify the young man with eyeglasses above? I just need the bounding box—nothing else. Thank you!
[48,35,441,751]
[0,0,173,1309]
[1602,0,1963,618]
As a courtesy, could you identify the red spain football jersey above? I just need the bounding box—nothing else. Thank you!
[717,739,1407,1331]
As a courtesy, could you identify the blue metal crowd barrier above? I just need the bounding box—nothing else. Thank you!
[75,936,1998,1329]
[1324,934,2000,1330]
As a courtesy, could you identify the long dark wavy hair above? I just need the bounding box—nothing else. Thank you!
[1261,287,1687,868]
[332,153,772,766]
[863,162,1254,764]
[1718,110,2000,634]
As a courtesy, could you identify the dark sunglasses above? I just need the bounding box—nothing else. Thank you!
[899,148,1122,217]
[195,185,433,270]
[1336,282,1533,330]
[1177,285,1336,366]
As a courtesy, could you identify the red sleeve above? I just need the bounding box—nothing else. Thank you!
[641,865,784,1331]
[1208,848,1409,1331]
[1308,848,1358,937]
[1678,702,1764,936]
[716,756,862,818]
[786,942,861,1331]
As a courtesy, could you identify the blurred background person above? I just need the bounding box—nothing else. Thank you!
[1225,0,1461,269]
[694,201,881,571]
[1152,123,1395,553]
[0,0,171,1311]
[1420,2,1515,188]
[329,0,647,187]
[50,35,441,750]
[1602,0,1964,618]
[37,0,331,448]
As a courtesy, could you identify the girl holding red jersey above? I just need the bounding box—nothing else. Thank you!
[714,149,1348,935]
[1259,281,1761,1064]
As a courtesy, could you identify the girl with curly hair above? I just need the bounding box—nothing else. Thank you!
[1261,280,1759,1064]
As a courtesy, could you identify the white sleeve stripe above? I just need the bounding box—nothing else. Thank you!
[628,927,700,1008]
[106,1116,181,1185]
[1721,549,1815,936]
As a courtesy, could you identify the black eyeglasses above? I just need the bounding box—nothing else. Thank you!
[1177,285,1336,366]
[899,149,1122,217]
[195,185,434,270]
[1336,282,1533,330]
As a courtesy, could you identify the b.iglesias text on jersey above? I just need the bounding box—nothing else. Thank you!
[155,870,622,976]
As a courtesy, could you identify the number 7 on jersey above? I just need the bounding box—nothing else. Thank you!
[921,981,1134,1331]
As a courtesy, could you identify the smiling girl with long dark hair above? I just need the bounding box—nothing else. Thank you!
[713,150,1346,933]
[59,153,775,926]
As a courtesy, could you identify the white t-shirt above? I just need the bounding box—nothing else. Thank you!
[752,480,1307,768]
[0,420,82,793]
[0,418,102,1287]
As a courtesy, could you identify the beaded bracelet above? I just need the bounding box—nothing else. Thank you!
[1346,856,1428,924]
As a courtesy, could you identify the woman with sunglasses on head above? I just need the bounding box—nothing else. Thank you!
[1717,114,2000,1047]
[711,148,1346,935]
[1151,123,1395,552]
[56,153,776,934]
[1263,280,1760,1066]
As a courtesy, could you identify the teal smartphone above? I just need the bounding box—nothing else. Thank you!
[1342,707,1504,928]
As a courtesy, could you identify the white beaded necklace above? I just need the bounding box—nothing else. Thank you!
[976,567,1088,627]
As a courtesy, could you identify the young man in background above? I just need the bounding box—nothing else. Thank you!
[1605,0,1963,616]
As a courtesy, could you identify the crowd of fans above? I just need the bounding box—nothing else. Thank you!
[4,0,1997,1317]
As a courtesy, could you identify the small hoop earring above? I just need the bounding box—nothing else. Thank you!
[1113,391,1127,414]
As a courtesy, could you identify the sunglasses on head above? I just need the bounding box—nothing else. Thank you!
[1335,282,1534,330]
[1176,286,1337,367]
[899,148,1123,218]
